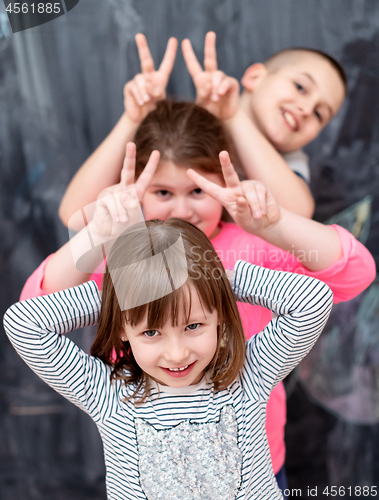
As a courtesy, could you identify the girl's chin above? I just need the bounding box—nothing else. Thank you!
[208,224,222,239]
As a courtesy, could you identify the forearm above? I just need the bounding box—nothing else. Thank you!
[233,261,333,328]
[225,109,315,218]
[233,261,333,391]
[41,226,105,293]
[4,282,102,413]
[258,208,343,271]
[59,113,139,228]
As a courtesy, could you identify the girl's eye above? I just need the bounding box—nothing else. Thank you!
[156,190,171,198]
[294,82,305,93]
[186,323,201,331]
[143,330,160,338]
[192,188,203,195]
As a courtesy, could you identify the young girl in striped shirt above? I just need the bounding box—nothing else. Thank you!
[5,189,334,499]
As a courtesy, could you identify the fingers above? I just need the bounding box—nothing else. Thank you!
[127,73,151,106]
[121,143,160,200]
[135,33,155,73]
[119,190,141,223]
[158,37,178,77]
[218,75,239,96]
[120,143,137,187]
[186,168,224,203]
[182,38,204,78]
[98,189,139,226]
[235,196,250,219]
[210,70,226,101]
[137,34,178,77]
[203,31,217,72]
[219,151,240,189]
[135,150,160,197]
[97,191,121,222]
[135,34,177,101]
[182,33,218,78]
[241,182,268,219]
[196,75,212,102]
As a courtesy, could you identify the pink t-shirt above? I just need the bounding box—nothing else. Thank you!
[20,222,376,474]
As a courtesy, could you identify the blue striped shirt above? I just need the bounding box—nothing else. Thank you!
[3,261,333,499]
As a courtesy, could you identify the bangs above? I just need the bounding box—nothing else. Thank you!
[123,273,219,330]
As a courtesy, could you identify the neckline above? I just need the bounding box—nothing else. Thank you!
[210,221,226,243]
[150,374,211,395]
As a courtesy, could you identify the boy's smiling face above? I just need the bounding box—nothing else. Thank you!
[241,53,346,153]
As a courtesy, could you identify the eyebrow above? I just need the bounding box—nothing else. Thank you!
[300,72,334,118]
[149,183,198,190]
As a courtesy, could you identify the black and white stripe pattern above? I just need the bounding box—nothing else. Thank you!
[3,261,333,500]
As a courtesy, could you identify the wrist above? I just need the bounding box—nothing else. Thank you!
[67,221,108,275]
[223,107,244,128]
[85,220,110,247]
[252,206,284,241]
[121,111,142,130]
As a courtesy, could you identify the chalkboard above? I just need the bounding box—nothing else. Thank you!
[1,1,379,498]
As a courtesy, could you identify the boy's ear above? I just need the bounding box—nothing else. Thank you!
[241,63,267,91]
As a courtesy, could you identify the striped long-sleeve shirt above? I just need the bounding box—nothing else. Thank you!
[4,261,333,500]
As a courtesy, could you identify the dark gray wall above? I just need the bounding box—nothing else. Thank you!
[1,1,379,498]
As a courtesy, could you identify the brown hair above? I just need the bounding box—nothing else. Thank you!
[133,100,238,178]
[264,47,347,92]
[90,218,246,402]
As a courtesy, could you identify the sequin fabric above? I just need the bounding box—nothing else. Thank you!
[135,405,242,499]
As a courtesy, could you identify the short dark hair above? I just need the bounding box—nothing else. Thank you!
[264,47,347,92]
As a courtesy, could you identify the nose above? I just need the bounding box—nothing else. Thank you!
[297,96,317,117]
[297,101,312,116]
[164,338,190,365]
[171,197,194,220]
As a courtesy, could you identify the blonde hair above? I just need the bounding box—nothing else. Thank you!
[90,219,246,402]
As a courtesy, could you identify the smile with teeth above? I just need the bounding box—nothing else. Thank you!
[161,361,196,377]
[282,110,297,130]
[167,365,189,371]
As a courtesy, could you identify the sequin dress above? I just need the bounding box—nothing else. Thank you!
[4,261,333,499]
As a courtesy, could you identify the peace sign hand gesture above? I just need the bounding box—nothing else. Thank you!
[89,143,160,242]
[182,32,239,121]
[187,151,282,236]
[124,34,178,124]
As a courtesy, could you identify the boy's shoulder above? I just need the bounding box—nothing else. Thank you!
[281,149,310,184]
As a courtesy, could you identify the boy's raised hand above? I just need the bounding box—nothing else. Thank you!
[187,151,282,235]
[124,34,178,124]
[182,32,239,120]
[89,143,160,240]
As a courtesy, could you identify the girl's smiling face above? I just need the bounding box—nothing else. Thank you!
[142,161,225,239]
[122,283,219,388]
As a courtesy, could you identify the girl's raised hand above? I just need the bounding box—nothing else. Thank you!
[187,151,282,235]
[182,32,239,120]
[124,34,178,124]
[89,143,160,241]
